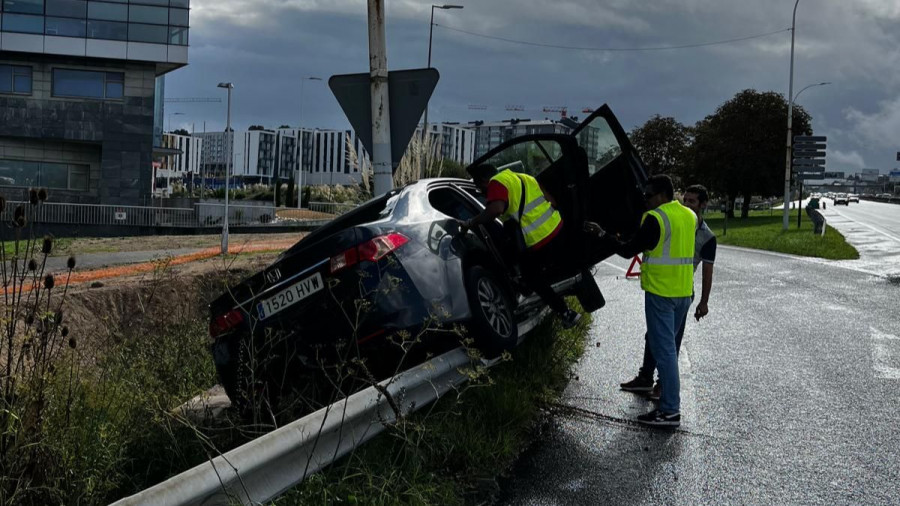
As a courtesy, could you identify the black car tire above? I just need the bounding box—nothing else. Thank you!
[575,271,605,312]
[465,265,518,358]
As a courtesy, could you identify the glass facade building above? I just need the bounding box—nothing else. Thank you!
[1,0,188,46]
[0,0,190,206]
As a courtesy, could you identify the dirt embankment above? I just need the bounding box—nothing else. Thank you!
[62,254,277,346]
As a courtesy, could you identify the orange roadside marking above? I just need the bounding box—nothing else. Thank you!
[5,240,295,295]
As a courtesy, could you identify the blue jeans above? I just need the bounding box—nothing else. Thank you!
[643,292,692,414]
[639,294,694,380]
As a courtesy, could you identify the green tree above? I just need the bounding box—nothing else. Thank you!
[248,125,267,131]
[172,128,190,136]
[690,89,812,218]
[629,115,691,183]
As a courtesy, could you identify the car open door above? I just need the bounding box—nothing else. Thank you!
[572,105,649,244]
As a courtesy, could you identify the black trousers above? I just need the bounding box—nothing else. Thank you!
[519,236,569,315]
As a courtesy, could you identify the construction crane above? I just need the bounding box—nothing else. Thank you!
[164,97,222,103]
[582,107,594,114]
[505,105,525,111]
[468,104,488,110]
[542,106,568,118]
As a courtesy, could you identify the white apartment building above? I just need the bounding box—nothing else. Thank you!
[279,128,368,186]
[417,123,476,166]
[471,119,571,158]
[154,132,202,197]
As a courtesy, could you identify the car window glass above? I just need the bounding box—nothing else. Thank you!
[455,184,486,206]
[576,116,623,176]
[428,188,478,220]
[483,139,563,177]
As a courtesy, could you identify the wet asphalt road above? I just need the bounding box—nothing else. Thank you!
[498,245,900,505]
[820,199,900,278]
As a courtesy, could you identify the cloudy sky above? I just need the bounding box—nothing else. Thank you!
[165,0,900,173]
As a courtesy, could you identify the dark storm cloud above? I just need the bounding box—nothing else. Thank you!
[166,0,900,172]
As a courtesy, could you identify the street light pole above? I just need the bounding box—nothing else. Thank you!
[421,5,463,163]
[782,0,800,230]
[218,82,234,256]
[167,111,184,133]
[791,81,830,228]
[298,76,321,208]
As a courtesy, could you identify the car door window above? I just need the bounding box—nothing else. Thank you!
[483,139,564,177]
[428,187,479,221]
[575,116,622,176]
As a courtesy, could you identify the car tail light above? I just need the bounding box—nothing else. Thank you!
[209,309,245,338]
[330,233,409,274]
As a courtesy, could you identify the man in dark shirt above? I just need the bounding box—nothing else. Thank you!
[609,184,717,400]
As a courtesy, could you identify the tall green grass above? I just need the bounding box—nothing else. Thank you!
[280,301,591,505]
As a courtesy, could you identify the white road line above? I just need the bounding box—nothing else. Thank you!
[828,209,900,243]
[871,327,900,380]
[718,245,883,277]
[601,260,627,273]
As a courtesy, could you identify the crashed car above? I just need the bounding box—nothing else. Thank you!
[208,105,649,408]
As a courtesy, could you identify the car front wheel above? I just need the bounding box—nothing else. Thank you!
[465,265,518,358]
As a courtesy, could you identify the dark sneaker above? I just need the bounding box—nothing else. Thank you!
[620,376,654,393]
[559,309,581,329]
[636,409,680,428]
[648,382,661,401]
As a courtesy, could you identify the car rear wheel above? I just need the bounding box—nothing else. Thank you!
[465,266,518,358]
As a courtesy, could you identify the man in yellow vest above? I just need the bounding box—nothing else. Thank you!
[587,175,696,427]
[460,163,581,329]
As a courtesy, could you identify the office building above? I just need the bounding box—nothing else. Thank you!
[470,119,571,158]
[417,122,475,166]
[0,0,190,204]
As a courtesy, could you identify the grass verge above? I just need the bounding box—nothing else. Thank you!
[704,211,859,260]
[278,300,591,505]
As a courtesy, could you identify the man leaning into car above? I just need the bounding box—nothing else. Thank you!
[459,163,581,329]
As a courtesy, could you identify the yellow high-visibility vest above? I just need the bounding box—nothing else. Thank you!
[491,169,562,249]
[641,200,697,297]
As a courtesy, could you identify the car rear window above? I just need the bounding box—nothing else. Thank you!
[282,189,400,255]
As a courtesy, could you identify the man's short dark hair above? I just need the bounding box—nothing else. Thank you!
[684,184,709,204]
[645,174,675,201]
[470,163,498,182]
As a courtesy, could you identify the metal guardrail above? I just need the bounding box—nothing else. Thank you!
[308,201,358,216]
[111,348,474,506]
[112,310,549,506]
[6,201,282,228]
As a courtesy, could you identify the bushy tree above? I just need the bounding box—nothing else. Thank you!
[629,115,691,183]
[690,89,811,218]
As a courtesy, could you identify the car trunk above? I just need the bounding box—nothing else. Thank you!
[210,191,400,318]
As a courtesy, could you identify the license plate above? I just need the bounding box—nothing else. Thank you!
[257,272,324,320]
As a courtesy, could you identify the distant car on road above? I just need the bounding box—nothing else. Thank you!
[834,193,850,205]
[877,193,893,199]
[848,194,860,203]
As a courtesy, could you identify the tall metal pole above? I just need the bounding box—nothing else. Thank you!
[369,0,393,197]
[421,5,462,172]
[218,83,234,255]
[421,6,436,150]
[782,0,800,230]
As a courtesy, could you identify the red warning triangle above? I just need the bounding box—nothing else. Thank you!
[626,255,642,278]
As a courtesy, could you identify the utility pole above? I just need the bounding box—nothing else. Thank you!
[218,82,234,256]
[782,0,800,230]
[368,0,393,197]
